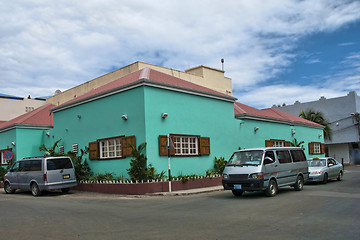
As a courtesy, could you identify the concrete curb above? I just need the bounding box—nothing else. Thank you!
[147,186,224,196]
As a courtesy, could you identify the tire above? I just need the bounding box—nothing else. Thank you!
[31,183,42,196]
[232,190,244,197]
[322,173,328,184]
[294,175,304,191]
[337,171,343,181]
[4,182,15,194]
[61,188,70,193]
[265,179,277,197]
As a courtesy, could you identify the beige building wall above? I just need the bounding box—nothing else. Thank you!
[46,61,233,106]
[0,97,46,121]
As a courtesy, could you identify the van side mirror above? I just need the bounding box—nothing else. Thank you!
[264,157,274,165]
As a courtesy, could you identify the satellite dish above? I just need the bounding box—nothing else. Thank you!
[54,89,62,95]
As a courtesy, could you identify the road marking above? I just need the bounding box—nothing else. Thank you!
[307,191,360,199]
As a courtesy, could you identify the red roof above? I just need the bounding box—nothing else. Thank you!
[52,68,237,112]
[0,103,55,131]
[234,102,324,128]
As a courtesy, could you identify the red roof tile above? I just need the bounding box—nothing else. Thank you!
[234,102,323,128]
[52,68,237,112]
[0,103,55,131]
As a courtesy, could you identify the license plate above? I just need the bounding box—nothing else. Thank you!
[63,174,70,179]
[234,184,242,190]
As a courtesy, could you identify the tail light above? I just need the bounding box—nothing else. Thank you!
[43,173,47,182]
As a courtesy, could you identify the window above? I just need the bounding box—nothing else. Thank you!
[59,146,64,154]
[265,139,290,147]
[72,144,78,154]
[173,135,199,156]
[47,158,72,170]
[276,150,292,164]
[274,141,284,147]
[88,135,135,160]
[100,137,122,159]
[308,142,325,155]
[25,106,34,113]
[290,150,306,162]
[313,143,321,154]
[158,135,210,156]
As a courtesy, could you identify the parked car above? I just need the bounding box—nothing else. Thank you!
[307,157,343,184]
[222,147,309,197]
[3,156,77,196]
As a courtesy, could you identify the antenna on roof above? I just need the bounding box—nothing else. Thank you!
[221,58,224,71]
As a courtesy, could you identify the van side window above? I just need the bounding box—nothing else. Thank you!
[276,150,292,164]
[30,160,42,171]
[290,150,306,162]
[19,161,31,171]
[264,151,275,162]
[11,162,20,172]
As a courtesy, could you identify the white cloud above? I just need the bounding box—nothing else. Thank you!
[0,0,360,102]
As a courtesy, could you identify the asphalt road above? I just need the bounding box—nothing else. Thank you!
[1,166,360,240]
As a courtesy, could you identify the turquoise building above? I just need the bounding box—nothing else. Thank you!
[0,68,324,177]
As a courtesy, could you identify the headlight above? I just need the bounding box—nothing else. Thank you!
[223,174,229,179]
[249,172,264,179]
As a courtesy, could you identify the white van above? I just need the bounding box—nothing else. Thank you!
[222,147,309,197]
[3,156,77,196]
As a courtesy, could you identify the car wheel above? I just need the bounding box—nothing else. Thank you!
[294,175,304,191]
[322,173,328,184]
[265,179,277,197]
[31,183,42,196]
[61,188,70,193]
[4,182,15,194]
[232,190,244,197]
[337,171,343,181]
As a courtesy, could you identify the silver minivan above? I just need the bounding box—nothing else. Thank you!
[222,147,309,197]
[3,156,77,196]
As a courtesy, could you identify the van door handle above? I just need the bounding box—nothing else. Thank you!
[275,165,278,167]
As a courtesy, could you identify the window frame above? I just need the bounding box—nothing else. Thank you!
[88,135,135,160]
[158,134,210,157]
[265,139,290,148]
[98,136,123,160]
[172,134,200,156]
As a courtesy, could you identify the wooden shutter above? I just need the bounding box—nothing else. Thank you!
[308,142,314,154]
[88,141,99,160]
[159,135,175,156]
[199,137,210,155]
[265,140,274,147]
[285,141,291,147]
[121,135,136,157]
[321,143,325,154]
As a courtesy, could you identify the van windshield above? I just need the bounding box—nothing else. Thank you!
[227,150,263,166]
[47,158,73,170]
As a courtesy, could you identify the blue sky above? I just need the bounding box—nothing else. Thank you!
[1,0,360,109]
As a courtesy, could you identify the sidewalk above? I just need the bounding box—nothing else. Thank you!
[148,185,224,196]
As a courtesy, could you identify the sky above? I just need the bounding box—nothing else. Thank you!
[1,0,360,109]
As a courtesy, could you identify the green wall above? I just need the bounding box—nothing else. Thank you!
[0,128,48,167]
[143,86,238,176]
[48,87,147,177]
[235,118,325,159]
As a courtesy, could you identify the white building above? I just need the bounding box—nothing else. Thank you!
[0,94,46,121]
[276,91,360,164]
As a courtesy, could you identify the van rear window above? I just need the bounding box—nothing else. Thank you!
[47,158,73,170]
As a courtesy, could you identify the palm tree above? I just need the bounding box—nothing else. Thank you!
[291,138,305,150]
[299,109,332,141]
